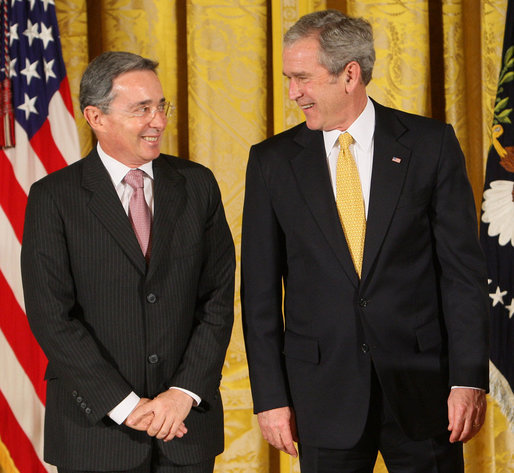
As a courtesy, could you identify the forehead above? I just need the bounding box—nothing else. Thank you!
[283,36,324,73]
[111,70,163,103]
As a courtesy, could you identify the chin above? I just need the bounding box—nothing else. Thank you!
[305,121,322,131]
[142,148,161,160]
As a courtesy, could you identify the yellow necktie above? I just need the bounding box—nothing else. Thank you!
[336,132,366,278]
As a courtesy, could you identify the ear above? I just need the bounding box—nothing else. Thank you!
[343,61,362,91]
[83,105,106,132]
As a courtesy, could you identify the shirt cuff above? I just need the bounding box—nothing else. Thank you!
[107,391,140,425]
[451,386,485,391]
[169,387,201,406]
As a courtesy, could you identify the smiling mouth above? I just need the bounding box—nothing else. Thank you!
[142,136,159,142]
[300,104,314,110]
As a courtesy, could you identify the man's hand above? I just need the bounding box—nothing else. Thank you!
[125,390,193,441]
[123,398,154,431]
[257,406,298,457]
[447,388,487,443]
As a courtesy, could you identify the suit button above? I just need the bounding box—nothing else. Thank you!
[76,396,83,403]
[72,391,78,397]
[147,293,157,303]
[359,298,368,308]
[80,402,87,409]
[148,354,159,364]
[361,344,370,353]
[85,408,92,415]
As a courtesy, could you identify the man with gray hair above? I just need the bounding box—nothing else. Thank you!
[242,10,488,473]
[21,51,235,473]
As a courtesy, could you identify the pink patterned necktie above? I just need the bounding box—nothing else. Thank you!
[124,169,152,260]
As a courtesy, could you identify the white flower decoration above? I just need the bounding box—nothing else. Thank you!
[482,180,514,247]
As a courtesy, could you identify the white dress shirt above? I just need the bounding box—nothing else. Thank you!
[97,143,201,424]
[323,96,375,218]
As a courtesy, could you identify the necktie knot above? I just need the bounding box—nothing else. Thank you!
[339,132,354,151]
[124,169,145,189]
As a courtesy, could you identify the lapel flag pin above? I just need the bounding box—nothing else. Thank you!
[392,157,402,164]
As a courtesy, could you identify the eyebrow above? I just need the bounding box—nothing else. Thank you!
[282,70,309,78]
[128,97,166,108]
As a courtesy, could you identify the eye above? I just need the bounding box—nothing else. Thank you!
[156,103,166,112]
[138,105,151,115]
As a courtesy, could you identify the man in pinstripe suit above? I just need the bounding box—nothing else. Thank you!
[21,52,235,473]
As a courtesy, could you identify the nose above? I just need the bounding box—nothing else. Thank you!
[149,108,167,129]
[288,78,302,101]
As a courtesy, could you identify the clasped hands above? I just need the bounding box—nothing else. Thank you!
[124,389,193,442]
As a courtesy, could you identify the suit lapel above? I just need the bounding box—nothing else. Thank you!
[362,102,411,280]
[146,156,186,279]
[291,126,359,286]
[82,150,147,275]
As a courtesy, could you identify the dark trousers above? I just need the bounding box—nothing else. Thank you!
[57,441,215,473]
[299,368,463,473]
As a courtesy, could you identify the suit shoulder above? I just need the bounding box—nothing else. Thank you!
[252,122,306,152]
[374,100,450,135]
[155,154,220,197]
[397,109,447,132]
[157,153,214,176]
[249,122,321,169]
[29,157,85,193]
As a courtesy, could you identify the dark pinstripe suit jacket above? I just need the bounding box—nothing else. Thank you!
[21,149,235,470]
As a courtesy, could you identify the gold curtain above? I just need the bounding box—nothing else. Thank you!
[50,1,513,473]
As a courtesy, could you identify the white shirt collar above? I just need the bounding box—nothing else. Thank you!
[323,97,375,156]
[97,142,154,185]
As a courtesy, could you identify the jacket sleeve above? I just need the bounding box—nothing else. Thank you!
[241,146,292,414]
[166,170,235,405]
[431,125,489,390]
[21,180,133,424]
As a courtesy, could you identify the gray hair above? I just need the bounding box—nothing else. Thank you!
[284,9,375,85]
[79,51,159,113]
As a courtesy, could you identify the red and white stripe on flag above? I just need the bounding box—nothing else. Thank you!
[0,1,80,472]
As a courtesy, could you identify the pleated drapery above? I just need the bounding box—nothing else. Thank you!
[50,1,513,473]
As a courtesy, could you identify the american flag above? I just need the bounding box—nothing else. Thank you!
[0,1,80,472]
[480,0,514,432]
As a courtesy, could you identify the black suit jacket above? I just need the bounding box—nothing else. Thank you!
[21,150,235,470]
[241,101,489,449]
